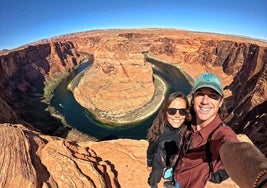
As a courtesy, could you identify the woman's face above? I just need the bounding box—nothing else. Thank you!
[166,97,186,128]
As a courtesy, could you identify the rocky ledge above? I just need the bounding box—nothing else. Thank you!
[0,123,254,188]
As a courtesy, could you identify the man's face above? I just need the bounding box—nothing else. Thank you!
[193,87,223,126]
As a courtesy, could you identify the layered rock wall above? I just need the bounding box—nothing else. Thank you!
[0,29,266,187]
[0,42,85,133]
[0,123,254,188]
[0,29,266,150]
[225,46,267,154]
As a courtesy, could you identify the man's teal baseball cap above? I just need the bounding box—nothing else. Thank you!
[193,73,223,96]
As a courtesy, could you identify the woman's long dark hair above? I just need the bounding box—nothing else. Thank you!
[147,92,192,141]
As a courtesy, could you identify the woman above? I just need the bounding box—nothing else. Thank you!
[146,92,192,188]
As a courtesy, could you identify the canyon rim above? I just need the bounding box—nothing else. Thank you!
[0,28,266,187]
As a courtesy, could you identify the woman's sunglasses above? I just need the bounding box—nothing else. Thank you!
[167,108,186,116]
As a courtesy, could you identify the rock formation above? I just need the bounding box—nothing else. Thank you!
[72,51,155,124]
[0,123,254,188]
[0,29,266,187]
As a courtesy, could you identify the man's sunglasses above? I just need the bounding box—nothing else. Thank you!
[194,91,221,100]
[167,108,186,116]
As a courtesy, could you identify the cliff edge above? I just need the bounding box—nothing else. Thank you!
[0,123,253,188]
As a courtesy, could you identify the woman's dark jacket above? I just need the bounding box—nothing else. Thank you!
[147,124,182,168]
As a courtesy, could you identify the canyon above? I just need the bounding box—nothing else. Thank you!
[0,29,266,187]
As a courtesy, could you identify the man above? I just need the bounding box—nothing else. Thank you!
[173,72,239,188]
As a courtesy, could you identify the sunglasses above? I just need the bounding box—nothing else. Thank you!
[167,108,186,116]
[194,91,221,100]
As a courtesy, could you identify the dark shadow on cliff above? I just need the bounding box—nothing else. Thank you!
[20,98,68,135]
[98,134,119,141]
[0,43,88,138]
[23,130,51,187]
[228,100,267,157]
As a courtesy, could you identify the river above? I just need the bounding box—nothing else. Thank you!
[50,58,192,140]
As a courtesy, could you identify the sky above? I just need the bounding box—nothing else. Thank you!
[0,0,267,50]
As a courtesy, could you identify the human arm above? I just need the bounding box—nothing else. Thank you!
[220,142,267,188]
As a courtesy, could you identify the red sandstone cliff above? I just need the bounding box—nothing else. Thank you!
[0,42,85,134]
[0,123,252,188]
[0,29,266,187]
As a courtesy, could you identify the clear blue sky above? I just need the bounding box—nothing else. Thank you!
[1,0,266,50]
